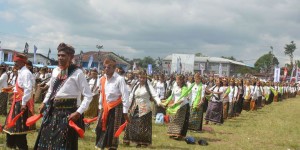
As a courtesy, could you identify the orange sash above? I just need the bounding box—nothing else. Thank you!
[100,77,122,131]
[7,80,34,125]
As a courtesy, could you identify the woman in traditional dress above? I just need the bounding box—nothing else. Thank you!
[123,70,162,147]
[222,78,229,120]
[234,79,244,116]
[243,80,252,111]
[251,81,264,110]
[223,78,238,118]
[265,81,274,105]
[85,69,100,117]
[154,73,167,116]
[0,64,9,115]
[163,74,191,140]
[188,73,206,131]
[205,78,224,125]
[35,67,51,103]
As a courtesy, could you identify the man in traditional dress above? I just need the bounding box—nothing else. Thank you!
[95,57,130,150]
[3,54,35,150]
[34,42,93,149]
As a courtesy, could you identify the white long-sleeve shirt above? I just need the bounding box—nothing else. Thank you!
[15,66,33,105]
[43,67,93,114]
[98,72,130,113]
[0,73,8,90]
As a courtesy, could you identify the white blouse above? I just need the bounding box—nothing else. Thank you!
[156,81,166,99]
[190,83,206,107]
[171,84,189,107]
[209,86,224,102]
[0,73,8,90]
[129,83,161,117]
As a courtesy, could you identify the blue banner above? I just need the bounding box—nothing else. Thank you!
[148,64,152,75]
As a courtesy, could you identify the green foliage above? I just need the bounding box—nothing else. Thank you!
[284,41,297,66]
[221,56,237,61]
[195,52,206,57]
[254,51,279,73]
[136,56,157,70]
[236,65,255,75]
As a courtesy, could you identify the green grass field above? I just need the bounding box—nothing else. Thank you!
[1,97,300,150]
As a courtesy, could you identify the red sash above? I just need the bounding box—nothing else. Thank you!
[100,77,122,131]
[7,80,34,125]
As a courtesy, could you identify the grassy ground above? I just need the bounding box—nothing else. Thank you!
[0,97,300,150]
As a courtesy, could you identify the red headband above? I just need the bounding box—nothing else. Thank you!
[13,54,27,63]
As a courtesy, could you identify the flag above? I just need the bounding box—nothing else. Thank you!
[205,59,209,71]
[132,62,137,70]
[48,48,51,58]
[24,42,29,54]
[290,64,296,82]
[7,52,13,62]
[200,63,204,75]
[87,55,93,69]
[283,67,288,80]
[296,67,300,82]
[0,42,3,64]
[33,45,38,64]
[219,63,223,77]
[176,57,182,74]
[273,67,280,82]
[147,64,152,75]
[0,50,4,64]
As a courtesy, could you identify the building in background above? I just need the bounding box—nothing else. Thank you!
[74,51,131,71]
[162,54,251,77]
[0,49,56,65]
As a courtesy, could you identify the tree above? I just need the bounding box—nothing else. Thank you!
[195,52,206,57]
[254,51,279,73]
[136,56,157,71]
[284,41,297,66]
[221,56,237,61]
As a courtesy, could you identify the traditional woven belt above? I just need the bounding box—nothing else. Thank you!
[53,98,77,109]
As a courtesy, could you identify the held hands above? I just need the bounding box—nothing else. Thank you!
[158,102,166,108]
[161,100,168,107]
[68,112,81,122]
[21,105,27,112]
[38,103,45,114]
[124,113,130,123]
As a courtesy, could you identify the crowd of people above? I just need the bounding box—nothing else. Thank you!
[0,42,298,150]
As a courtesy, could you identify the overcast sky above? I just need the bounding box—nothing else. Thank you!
[0,0,299,66]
